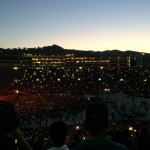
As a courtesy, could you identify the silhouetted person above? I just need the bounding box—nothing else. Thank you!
[73,103,129,150]
[0,100,32,150]
[111,129,132,149]
[47,121,69,150]
[138,126,150,150]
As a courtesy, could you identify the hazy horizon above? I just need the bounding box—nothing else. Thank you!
[1,0,150,53]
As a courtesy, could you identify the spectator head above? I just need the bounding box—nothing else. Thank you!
[83,103,108,134]
[49,121,68,147]
[0,101,19,136]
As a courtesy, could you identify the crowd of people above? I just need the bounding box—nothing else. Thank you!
[1,100,150,150]
[1,67,150,149]
[2,67,150,99]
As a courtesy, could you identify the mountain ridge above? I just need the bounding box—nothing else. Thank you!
[0,44,146,56]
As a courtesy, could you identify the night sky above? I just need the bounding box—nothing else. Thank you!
[0,0,150,53]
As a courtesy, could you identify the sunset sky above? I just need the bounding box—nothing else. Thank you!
[0,0,150,53]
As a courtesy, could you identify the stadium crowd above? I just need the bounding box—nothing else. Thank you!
[1,96,150,150]
[1,66,150,149]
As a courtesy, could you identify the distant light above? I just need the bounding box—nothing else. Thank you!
[129,127,133,131]
[36,78,40,81]
[14,79,18,83]
[15,90,19,94]
[104,88,110,92]
[13,67,19,70]
[15,139,18,144]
